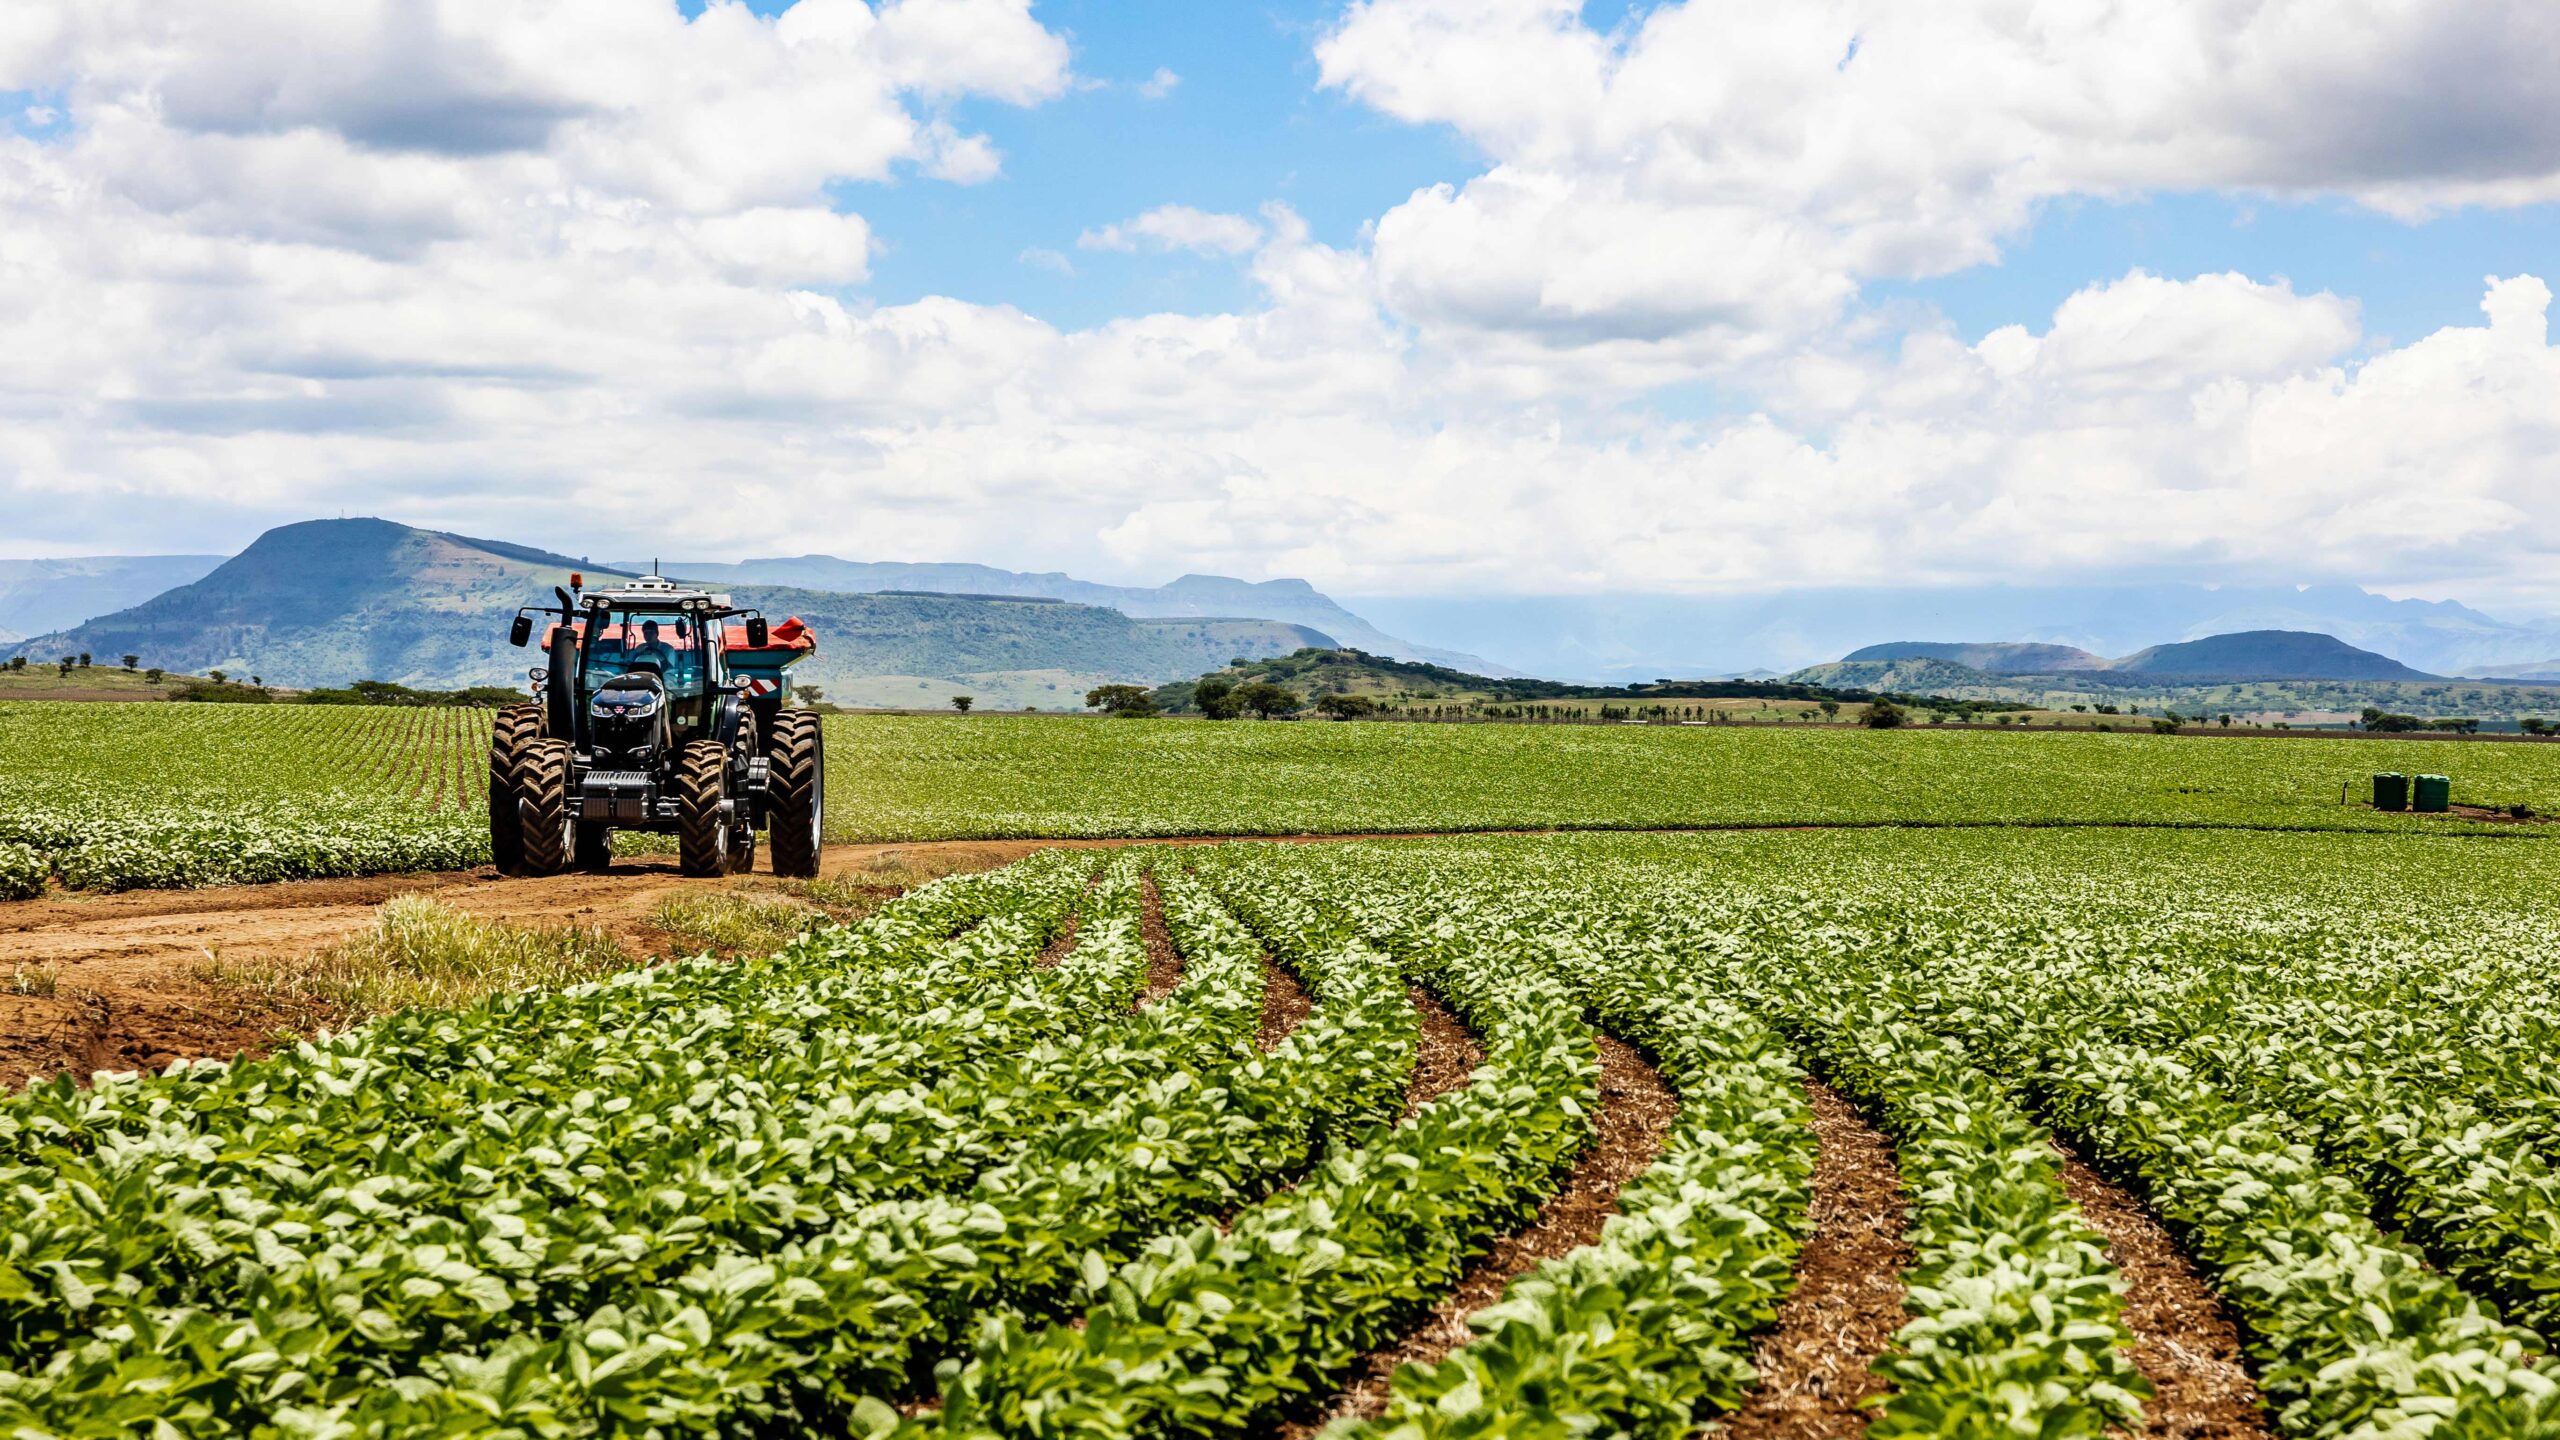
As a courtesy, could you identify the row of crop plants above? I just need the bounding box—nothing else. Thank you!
[0,703,495,892]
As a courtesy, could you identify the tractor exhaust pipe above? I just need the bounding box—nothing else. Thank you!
[547,587,579,746]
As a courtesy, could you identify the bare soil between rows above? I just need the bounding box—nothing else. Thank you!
[1280,1032,1677,1436]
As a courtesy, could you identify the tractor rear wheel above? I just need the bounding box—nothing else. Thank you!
[766,710,823,878]
[675,740,733,878]
[515,739,574,877]
[487,702,542,875]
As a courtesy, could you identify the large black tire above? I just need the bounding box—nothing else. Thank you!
[515,739,574,877]
[765,710,824,878]
[488,702,543,875]
[573,821,613,872]
[675,740,732,878]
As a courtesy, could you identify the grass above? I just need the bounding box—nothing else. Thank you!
[7,963,58,998]
[196,895,635,1027]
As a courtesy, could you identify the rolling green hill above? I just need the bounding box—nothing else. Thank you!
[11,519,1330,703]
[1843,640,2107,673]
[2105,629,2433,680]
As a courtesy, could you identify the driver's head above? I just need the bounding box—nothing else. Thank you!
[640,621,661,643]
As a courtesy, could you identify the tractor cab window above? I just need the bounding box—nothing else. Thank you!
[587,612,707,698]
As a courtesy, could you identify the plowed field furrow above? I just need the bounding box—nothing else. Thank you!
[1723,1078,1913,1440]
[1278,1032,1677,1436]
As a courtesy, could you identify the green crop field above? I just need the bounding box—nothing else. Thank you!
[5,702,2558,894]
[823,712,2560,839]
[4,828,2557,1435]
[0,702,489,893]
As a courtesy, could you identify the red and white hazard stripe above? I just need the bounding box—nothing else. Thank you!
[743,676,780,696]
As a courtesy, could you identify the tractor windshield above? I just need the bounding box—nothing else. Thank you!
[584,611,708,698]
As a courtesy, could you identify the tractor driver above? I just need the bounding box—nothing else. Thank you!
[624,619,679,679]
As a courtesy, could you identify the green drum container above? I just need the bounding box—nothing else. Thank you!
[2373,772,2408,811]
[2413,774,2451,813]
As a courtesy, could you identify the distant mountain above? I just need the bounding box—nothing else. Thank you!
[1844,641,2106,675]
[1786,658,2008,694]
[16,520,1329,702]
[2464,659,2560,683]
[2102,630,2433,681]
[637,556,1501,674]
[1346,583,2560,681]
[0,555,225,640]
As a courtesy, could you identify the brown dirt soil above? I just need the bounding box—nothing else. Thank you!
[0,839,1039,1087]
[1135,874,1184,1006]
[1258,955,1314,1050]
[1723,1078,1914,1440]
[1279,1033,1678,1436]
[1035,910,1081,969]
[2055,1146,2276,1439]
[1402,986,1483,1120]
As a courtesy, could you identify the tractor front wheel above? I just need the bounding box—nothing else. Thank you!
[488,702,542,875]
[515,739,574,877]
[675,740,733,878]
[766,709,823,878]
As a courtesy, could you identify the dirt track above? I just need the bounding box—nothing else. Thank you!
[0,839,1059,1084]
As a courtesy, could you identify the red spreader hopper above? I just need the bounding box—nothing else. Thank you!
[723,615,816,699]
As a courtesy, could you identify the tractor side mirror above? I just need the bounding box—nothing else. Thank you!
[746,617,769,648]
[509,615,533,648]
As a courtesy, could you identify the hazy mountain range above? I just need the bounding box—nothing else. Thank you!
[0,555,224,644]
[1838,631,2434,682]
[629,556,1500,674]
[1347,584,2560,683]
[9,520,2560,704]
[11,521,1334,707]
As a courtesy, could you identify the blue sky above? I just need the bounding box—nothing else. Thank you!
[4,0,2558,616]
[655,0,2560,352]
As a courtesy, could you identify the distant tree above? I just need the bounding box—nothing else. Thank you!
[1817,700,1840,720]
[5,656,21,671]
[120,655,138,670]
[2218,713,2234,727]
[2094,703,2119,715]
[951,695,974,712]
[1235,682,1300,719]
[56,658,72,677]
[2069,704,2087,712]
[1315,693,1377,720]
[1861,699,1907,729]
[209,669,227,684]
[793,684,824,706]
[251,676,263,688]
[2151,717,2183,734]
[1193,674,1243,720]
[77,652,91,668]
[1086,683,1158,718]
[144,667,163,684]
[2524,717,2550,736]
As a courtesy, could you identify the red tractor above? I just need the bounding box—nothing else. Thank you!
[488,573,822,877]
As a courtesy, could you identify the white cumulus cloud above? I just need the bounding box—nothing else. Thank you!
[1079,204,1265,256]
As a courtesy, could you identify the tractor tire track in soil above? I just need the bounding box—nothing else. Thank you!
[2055,1144,2276,1440]
[1134,874,1184,1006]
[1723,1078,1913,1440]
[1278,1033,1677,1437]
